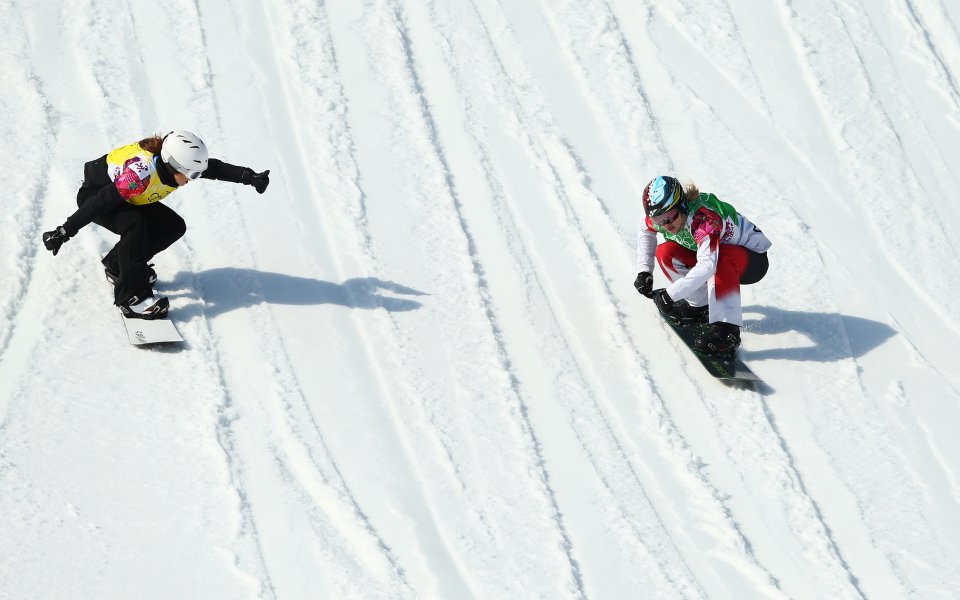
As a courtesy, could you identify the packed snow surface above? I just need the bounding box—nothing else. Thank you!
[2,1,960,598]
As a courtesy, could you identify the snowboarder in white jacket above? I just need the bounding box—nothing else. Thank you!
[41,131,270,319]
[634,176,771,354]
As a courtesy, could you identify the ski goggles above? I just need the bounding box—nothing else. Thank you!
[166,155,204,180]
[652,208,682,226]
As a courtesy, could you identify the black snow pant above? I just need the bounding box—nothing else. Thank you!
[79,192,186,305]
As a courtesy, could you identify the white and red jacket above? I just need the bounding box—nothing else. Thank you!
[637,193,771,324]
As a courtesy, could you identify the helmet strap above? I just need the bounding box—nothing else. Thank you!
[156,157,180,186]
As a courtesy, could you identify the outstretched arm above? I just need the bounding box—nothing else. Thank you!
[42,183,125,256]
[202,158,270,193]
[63,184,124,236]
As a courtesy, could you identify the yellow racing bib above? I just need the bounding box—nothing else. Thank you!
[105,142,178,205]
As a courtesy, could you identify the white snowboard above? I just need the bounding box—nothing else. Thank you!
[120,313,183,345]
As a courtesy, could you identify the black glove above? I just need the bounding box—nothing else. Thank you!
[652,288,675,317]
[633,272,653,298]
[241,168,270,194]
[42,226,70,256]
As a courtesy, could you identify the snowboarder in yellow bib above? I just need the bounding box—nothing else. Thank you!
[42,131,270,319]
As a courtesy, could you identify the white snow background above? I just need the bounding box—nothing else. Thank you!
[2,1,960,599]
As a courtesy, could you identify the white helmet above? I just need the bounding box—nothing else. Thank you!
[161,130,208,179]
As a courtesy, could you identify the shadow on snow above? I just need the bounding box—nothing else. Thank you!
[164,267,427,320]
[740,305,896,363]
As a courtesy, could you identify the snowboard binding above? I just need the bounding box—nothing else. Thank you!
[119,295,169,320]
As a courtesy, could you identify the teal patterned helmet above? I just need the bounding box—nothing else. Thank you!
[643,176,686,217]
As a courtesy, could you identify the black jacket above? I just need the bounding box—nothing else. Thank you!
[63,155,251,237]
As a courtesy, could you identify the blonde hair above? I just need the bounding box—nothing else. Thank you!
[683,181,700,202]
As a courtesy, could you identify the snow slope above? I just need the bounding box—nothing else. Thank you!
[2,0,960,598]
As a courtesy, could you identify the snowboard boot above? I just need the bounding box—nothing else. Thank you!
[105,264,157,287]
[694,322,741,355]
[673,300,709,325]
[119,294,169,320]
